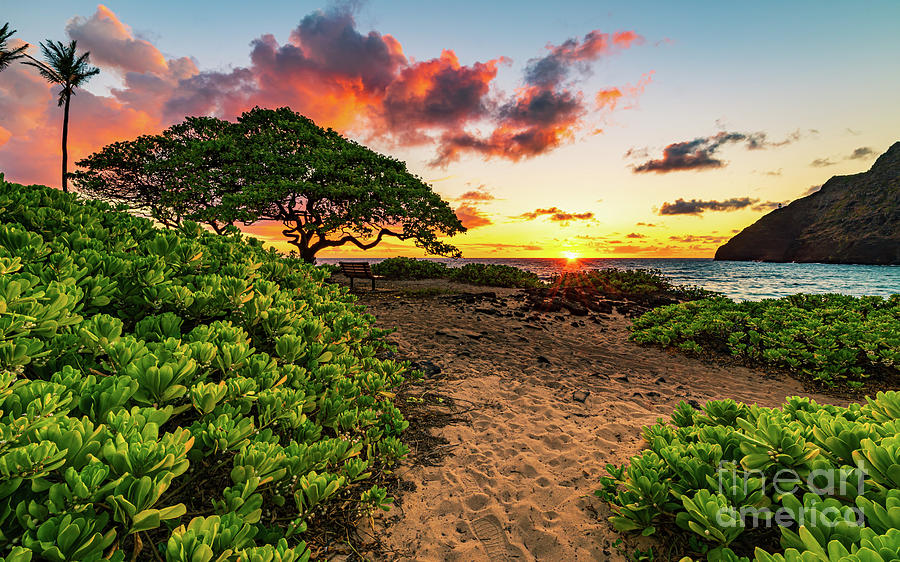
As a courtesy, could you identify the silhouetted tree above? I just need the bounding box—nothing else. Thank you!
[75,107,466,262]
[23,40,99,192]
[0,23,27,71]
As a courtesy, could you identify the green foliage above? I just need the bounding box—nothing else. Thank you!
[0,178,408,559]
[0,23,28,72]
[73,107,465,262]
[599,393,900,560]
[314,264,340,278]
[371,257,543,288]
[630,294,900,386]
[371,257,450,280]
[448,263,543,288]
[554,268,715,300]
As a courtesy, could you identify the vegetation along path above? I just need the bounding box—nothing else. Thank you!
[351,279,840,561]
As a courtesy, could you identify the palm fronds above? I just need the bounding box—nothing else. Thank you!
[0,22,28,71]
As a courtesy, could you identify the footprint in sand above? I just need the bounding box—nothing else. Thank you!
[471,514,520,560]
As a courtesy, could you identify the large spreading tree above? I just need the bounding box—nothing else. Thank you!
[75,107,465,262]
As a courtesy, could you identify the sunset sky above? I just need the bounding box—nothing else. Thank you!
[3,1,899,258]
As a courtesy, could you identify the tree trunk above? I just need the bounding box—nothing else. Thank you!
[299,246,317,265]
[282,231,318,264]
[61,92,70,193]
[281,222,318,264]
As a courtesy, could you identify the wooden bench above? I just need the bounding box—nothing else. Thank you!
[338,261,382,290]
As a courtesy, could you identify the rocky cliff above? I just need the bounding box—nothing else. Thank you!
[715,142,900,265]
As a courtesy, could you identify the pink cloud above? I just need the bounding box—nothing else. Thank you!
[0,5,650,186]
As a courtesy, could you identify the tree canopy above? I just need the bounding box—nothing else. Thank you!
[74,107,465,261]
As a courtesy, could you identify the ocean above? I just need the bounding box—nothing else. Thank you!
[317,257,900,301]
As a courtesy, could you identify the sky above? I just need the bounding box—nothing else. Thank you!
[2,1,899,258]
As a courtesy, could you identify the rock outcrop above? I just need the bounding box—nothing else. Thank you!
[715,142,900,264]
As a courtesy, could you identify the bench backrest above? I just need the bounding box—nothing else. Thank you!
[339,262,374,277]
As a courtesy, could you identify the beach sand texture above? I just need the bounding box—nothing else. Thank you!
[346,279,839,561]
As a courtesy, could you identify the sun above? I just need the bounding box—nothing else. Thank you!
[562,251,580,261]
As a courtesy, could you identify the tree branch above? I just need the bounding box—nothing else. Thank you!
[310,227,408,253]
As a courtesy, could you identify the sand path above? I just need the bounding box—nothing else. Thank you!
[351,281,839,561]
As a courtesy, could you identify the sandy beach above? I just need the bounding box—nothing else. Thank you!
[335,277,842,561]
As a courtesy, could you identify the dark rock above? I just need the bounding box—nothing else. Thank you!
[715,142,900,264]
[411,360,442,376]
[572,390,589,403]
[562,300,589,316]
[688,399,702,409]
[537,355,551,365]
[615,375,629,382]
[538,298,562,312]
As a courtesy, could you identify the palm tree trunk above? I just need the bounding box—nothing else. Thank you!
[62,89,72,193]
[61,91,70,193]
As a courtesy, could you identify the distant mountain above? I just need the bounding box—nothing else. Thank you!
[715,142,900,265]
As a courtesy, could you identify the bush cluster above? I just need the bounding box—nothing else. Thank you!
[313,263,340,277]
[370,257,450,280]
[598,393,900,561]
[447,263,542,288]
[559,268,715,301]
[630,294,900,387]
[0,177,410,561]
[370,257,543,288]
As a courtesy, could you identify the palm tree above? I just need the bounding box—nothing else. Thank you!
[0,23,27,71]
[23,40,99,192]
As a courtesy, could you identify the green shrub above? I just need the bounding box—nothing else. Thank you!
[371,257,449,279]
[448,263,542,288]
[557,268,714,300]
[598,393,900,560]
[630,294,900,386]
[315,263,341,277]
[0,176,409,560]
[370,257,542,289]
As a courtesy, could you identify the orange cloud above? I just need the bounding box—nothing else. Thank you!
[515,207,594,223]
[597,71,653,111]
[0,45,161,186]
[457,190,495,201]
[454,203,493,229]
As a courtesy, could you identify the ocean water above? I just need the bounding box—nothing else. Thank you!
[317,257,900,301]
